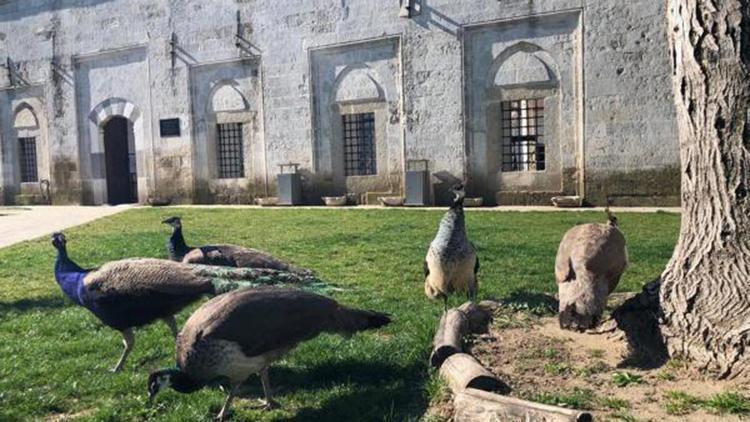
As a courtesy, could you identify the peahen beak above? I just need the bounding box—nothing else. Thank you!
[147,388,158,404]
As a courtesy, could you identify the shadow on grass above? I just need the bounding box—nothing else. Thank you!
[240,359,428,421]
[0,296,67,317]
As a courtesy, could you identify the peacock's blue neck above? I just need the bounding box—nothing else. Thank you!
[54,248,89,306]
[167,227,190,261]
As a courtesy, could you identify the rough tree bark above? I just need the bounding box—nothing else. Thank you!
[660,0,750,378]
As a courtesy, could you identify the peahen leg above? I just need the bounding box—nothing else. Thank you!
[258,367,280,410]
[111,328,134,372]
[443,296,448,313]
[216,384,239,421]
[163,316,179,339]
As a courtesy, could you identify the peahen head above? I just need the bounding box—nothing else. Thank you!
[162,216,182,229]
[148,368,178,401]
[51,232,67,251]
[451,183,466,205]
[148,367,202,402]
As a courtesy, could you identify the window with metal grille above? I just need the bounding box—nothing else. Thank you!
[217,123,245,179]
[501,99,545,172]
[19,137,38,183]
[342,112,376,176]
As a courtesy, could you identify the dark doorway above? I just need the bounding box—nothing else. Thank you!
[103,116,138,204]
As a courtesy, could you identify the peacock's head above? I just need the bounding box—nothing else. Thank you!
[162,216,182,229]
[51,232,67,250]
[451,183,466,204]
[147,368,178,402]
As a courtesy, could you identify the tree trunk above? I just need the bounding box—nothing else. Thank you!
[661,0,750,378]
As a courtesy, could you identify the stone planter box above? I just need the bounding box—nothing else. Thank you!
[551,196,583,208]
[322,196,347,207]
[255,197,279,206]
[379,196,404,207]
[464,197,484,207]
[148,197,172,207]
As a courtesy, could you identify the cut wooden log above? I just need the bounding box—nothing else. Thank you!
[439,353,509,394]
[458,302,492,334]
[430,309,467,367]
[454,388,592,422]
[430,302,494,367]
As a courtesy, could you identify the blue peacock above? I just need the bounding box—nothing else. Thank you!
[51,232,325,372]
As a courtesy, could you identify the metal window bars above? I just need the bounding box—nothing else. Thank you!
[501,99,546,172]
[19,137,38,183]
[217,122,245,179]
[342,112,377,176]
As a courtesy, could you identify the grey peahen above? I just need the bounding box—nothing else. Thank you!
[148,287,391,420]
[423,183,479,311]
[163,216,312,275]
[51,232,324,372]
[555,208,628,330]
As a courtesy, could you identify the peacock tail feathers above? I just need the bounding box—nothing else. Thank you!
[190,265,332,295]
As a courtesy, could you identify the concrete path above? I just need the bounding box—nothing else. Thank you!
[0,205,133,249]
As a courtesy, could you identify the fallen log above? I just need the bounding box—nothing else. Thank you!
[439,353,509,394]
[454,388,593,422]
[457,302,492,334]
[430,302,493,367]
[430,309,467,367]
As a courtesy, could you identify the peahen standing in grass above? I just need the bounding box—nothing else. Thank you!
[147,287,391,420]
[163,216,312,274]
[51,232,324,372]
[423,183,479,311]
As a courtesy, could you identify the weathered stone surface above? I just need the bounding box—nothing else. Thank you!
[0,0,679,206]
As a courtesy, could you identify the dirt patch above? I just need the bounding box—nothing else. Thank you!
[463,311,750,421]
[44,409,94,421]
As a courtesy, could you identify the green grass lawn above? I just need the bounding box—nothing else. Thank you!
[0,208,679,421]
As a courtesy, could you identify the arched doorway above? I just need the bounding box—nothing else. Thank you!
[103,116,138,204]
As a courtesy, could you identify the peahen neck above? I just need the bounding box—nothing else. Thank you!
[54,245,88,306]
[170,370,206,394]
[168,226,190,261]
[434,203,466,247]
[448,197,466,227]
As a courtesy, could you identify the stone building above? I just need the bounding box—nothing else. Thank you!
[0,0,680,206]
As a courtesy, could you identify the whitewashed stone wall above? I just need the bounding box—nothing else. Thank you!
[0,0,679,206]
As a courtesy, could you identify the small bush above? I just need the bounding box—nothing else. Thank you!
[705,392,750,415]
[611,372,644,387]
[664,391,702,415]
[530,388,596,410]
[544,362,572,375]
[599,396,630,411]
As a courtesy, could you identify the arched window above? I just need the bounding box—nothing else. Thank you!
[332,67,384,177]
[211,83,249,179]
[489,46,559,173]
[14,105,40,183]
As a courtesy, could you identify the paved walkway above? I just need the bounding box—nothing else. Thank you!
[0,205,133,249]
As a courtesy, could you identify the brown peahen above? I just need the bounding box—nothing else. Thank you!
[163,216,312,274]
[148,287,391,420]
